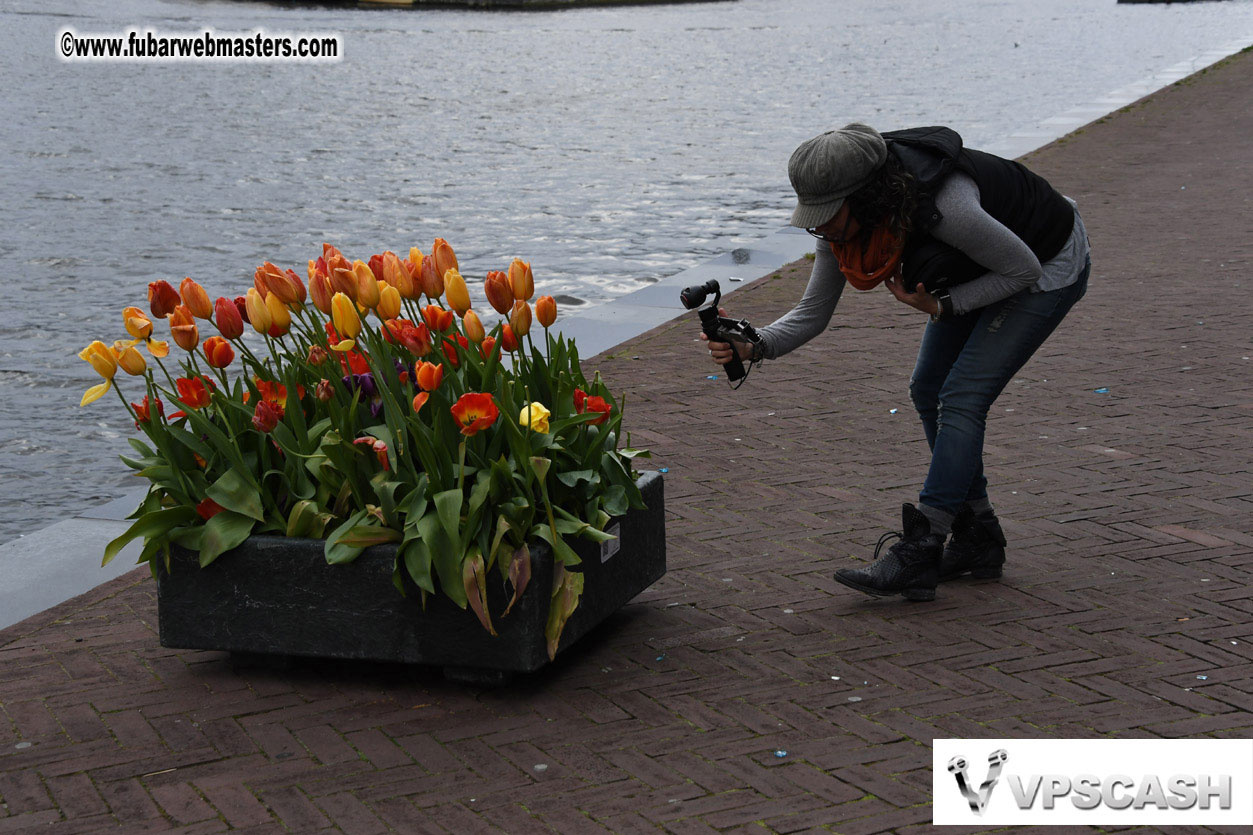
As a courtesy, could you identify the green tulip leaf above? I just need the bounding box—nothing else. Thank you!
[206,468,266,522]
[198,510,257,568]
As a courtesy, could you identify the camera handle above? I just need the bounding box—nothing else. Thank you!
[697,304,747,382]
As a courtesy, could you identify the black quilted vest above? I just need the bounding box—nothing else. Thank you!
[882,126,1075,292]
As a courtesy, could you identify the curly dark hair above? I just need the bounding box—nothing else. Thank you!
[844,154,919,244]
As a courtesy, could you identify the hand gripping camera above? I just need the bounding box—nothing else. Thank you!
[680,279,762,382]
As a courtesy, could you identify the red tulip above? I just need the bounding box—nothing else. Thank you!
[195,498,226,521]
[147,280,181,318]
[450,392,498,437]
[484,270,513,315]
[252,399,281,433]
[214,296,244,339]
[175,376,213,410]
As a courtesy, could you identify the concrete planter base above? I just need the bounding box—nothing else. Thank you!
[157,472,664,682]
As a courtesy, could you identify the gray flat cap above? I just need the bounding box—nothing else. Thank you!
[788,123,887,228]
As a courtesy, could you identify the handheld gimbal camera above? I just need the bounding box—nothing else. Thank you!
[680,279,761,382]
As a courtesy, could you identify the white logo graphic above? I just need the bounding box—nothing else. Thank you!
[948,749,1008,815]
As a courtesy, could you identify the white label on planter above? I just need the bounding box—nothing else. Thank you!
[600,524,621,563]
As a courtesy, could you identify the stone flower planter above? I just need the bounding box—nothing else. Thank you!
[157,471,664,683]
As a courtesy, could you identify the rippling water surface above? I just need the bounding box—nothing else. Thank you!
[2,0,1251,541]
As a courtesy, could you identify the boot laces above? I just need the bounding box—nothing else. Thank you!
[873,531,901,559]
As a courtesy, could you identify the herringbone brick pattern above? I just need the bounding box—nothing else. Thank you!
[2,51,1251,833]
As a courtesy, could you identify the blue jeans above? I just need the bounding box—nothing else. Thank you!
[909,260,1089,515]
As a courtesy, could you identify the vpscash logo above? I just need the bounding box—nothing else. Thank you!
[932,739,1253,826]
[947,749,1008,814]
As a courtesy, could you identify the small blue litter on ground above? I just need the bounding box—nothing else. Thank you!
[1197,675,1209,680]
[656,655,665,662]
[774,750,788,758]
[1094,387,1109,393]
[659,467,669,473]
[889,408,898,414]
[706,375,719,380]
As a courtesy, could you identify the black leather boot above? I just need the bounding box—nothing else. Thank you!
[939,505,1007,581]
[834,503,942,601]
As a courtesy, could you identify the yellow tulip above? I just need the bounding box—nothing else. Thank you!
[245,288,272,334]
[112,340,147,376]
[509,299,532,338]
[122,306,154,340]
[509,258,534,302]
[445,269,471,316]
[462,309,485,344]
[331,292,360,351]
[264,292,291,336]
[78,340,118,406]
[377,284,402,320]
[353,260,380,309]
[519,401,551,434]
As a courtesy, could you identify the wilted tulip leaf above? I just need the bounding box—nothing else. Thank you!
[462,550,496,636]
[503,544,531,618]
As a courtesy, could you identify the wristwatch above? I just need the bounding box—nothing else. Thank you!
[930,289,953,322]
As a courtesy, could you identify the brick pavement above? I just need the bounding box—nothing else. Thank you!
[3,48,1252,834]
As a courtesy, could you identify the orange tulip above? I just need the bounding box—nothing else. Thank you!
[479,335,497,360]
[412,391,429,413]
[328,256,356,301]
[462,309,485,344]
[431,238,458,282]
[213,297,243,339]
[353,261,380,309]
[423,304,454,333]
[112,340,147,376]
[445,269,471,316]
[123,306,154,340]
[202,336,235,369]
[508,258,534,301]
[147,280,181,318]
[179,278,213,319]
[450,392,498,437]
[416,361,444,392]
[536,295,557,328]
[382,251,416,299]
[256,262,301,305]
[376,285,401,320]
[509,300,532,338]
[308,273,333,315]
[286,268,307,305]
[419,255,444,299]
[484,270,513,315]
[169,305,199,351]
[245,288,272,335]
[500,323,518,352]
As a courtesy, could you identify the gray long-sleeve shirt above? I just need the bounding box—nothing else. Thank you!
[758,171,1090,360]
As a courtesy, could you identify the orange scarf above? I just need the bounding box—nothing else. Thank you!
[830,225,904,291]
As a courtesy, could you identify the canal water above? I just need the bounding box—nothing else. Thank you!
[2,0,1251,542]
